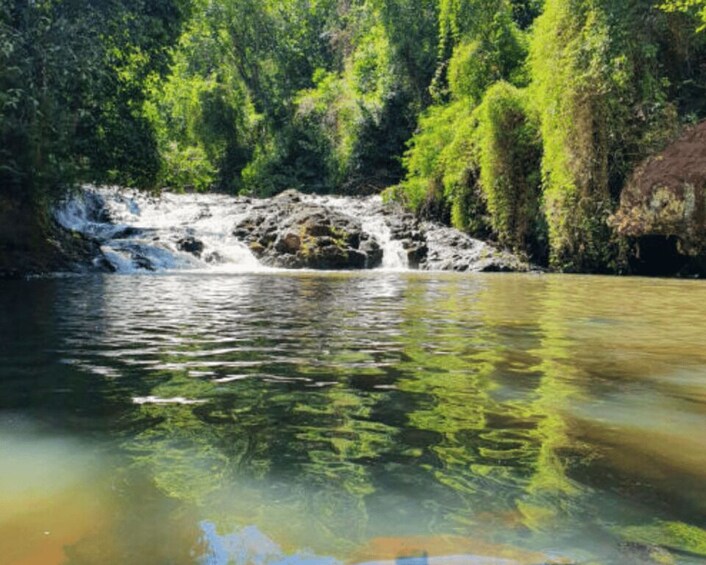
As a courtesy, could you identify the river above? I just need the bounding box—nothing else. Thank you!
[1,271,705,564]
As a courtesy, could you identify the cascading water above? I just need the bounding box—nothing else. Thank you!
[307,194,409,270]
[55,186,411,274]
[55,187,265,273]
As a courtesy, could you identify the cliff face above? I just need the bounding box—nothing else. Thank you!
[0,194,99,279]
[613,121,706,276]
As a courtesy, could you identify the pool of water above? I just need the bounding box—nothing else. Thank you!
[1,273,705,564]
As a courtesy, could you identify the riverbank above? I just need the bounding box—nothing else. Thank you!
[0,194,102,279]
[2,182,705,279]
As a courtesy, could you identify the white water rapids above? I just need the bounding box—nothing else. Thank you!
[55,186,409,274]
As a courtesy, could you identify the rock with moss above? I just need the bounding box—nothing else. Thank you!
[233,190,383,270]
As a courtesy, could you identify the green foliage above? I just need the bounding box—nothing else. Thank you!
[660,0,706,30]
[529,0,681,271]
[145,0,440,196]
[144,11,256,192]
[370,0,440,104]
[402,101,473,213]
[475,82,544,258]
[294,10,414,193]
[0,0,188,204]
[399,0,530,239]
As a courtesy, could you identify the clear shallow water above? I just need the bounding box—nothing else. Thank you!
[1,272,705,565]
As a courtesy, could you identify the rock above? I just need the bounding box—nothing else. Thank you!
[248,242,266,255]
[177,237,205,257]
[233,196,382,270]
[420,224,532,273]
[112,226,142,239]
[360,237,383,268]
[134,255,156,271]
[274,232,301,254]
[0,194,109,279]
[274,189,302,204]
[403,240,428,269]
[612,120,706,276]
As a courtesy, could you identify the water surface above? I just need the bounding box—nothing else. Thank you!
[1,273,705,564]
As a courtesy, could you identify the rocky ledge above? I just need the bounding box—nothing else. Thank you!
[1,187,533,277]
[233,191,383,269]
[232,190,532,272]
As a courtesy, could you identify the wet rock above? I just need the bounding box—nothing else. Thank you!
[233,197,382,270]
[360,237,383,268]
[134,255,156,271]
[112,226,142,239]
[275,232,301,254]
[271,189,303,208]
[177,237,205,257]
[420,224,532,273]
[204,251,224,264]
[95,255,118,273]
[403,240,428,269]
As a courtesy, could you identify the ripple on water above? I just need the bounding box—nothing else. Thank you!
[1,273,706,564]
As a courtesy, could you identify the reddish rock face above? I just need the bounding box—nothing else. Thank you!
[613,121,706,257]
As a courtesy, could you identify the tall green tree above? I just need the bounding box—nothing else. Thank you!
[0,0,189,204]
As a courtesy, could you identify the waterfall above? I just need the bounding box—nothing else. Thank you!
[55,187,411,274]
[56,187,263,274]
[304,194,409,270]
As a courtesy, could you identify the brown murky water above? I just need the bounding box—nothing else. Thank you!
[1,273,705,564]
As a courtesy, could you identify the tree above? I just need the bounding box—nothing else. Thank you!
[660,0,706,30]
[0,0,189,205]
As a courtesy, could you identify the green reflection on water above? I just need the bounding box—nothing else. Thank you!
[1,273,706,564]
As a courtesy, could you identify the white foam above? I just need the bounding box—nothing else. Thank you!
[56,187,411,274]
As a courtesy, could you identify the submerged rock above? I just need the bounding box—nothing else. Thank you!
[177,236,205,257]
[618,542,675,565]
[613,120,706,276]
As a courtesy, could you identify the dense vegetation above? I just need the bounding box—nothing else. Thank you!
[2,0,706,271]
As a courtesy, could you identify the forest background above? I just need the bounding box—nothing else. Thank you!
[2,0,706,272]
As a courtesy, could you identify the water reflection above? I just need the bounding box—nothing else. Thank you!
[1,273,706,564]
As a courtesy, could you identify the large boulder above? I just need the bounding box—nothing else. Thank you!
[613,121,706,275]
[233,190,383,270]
